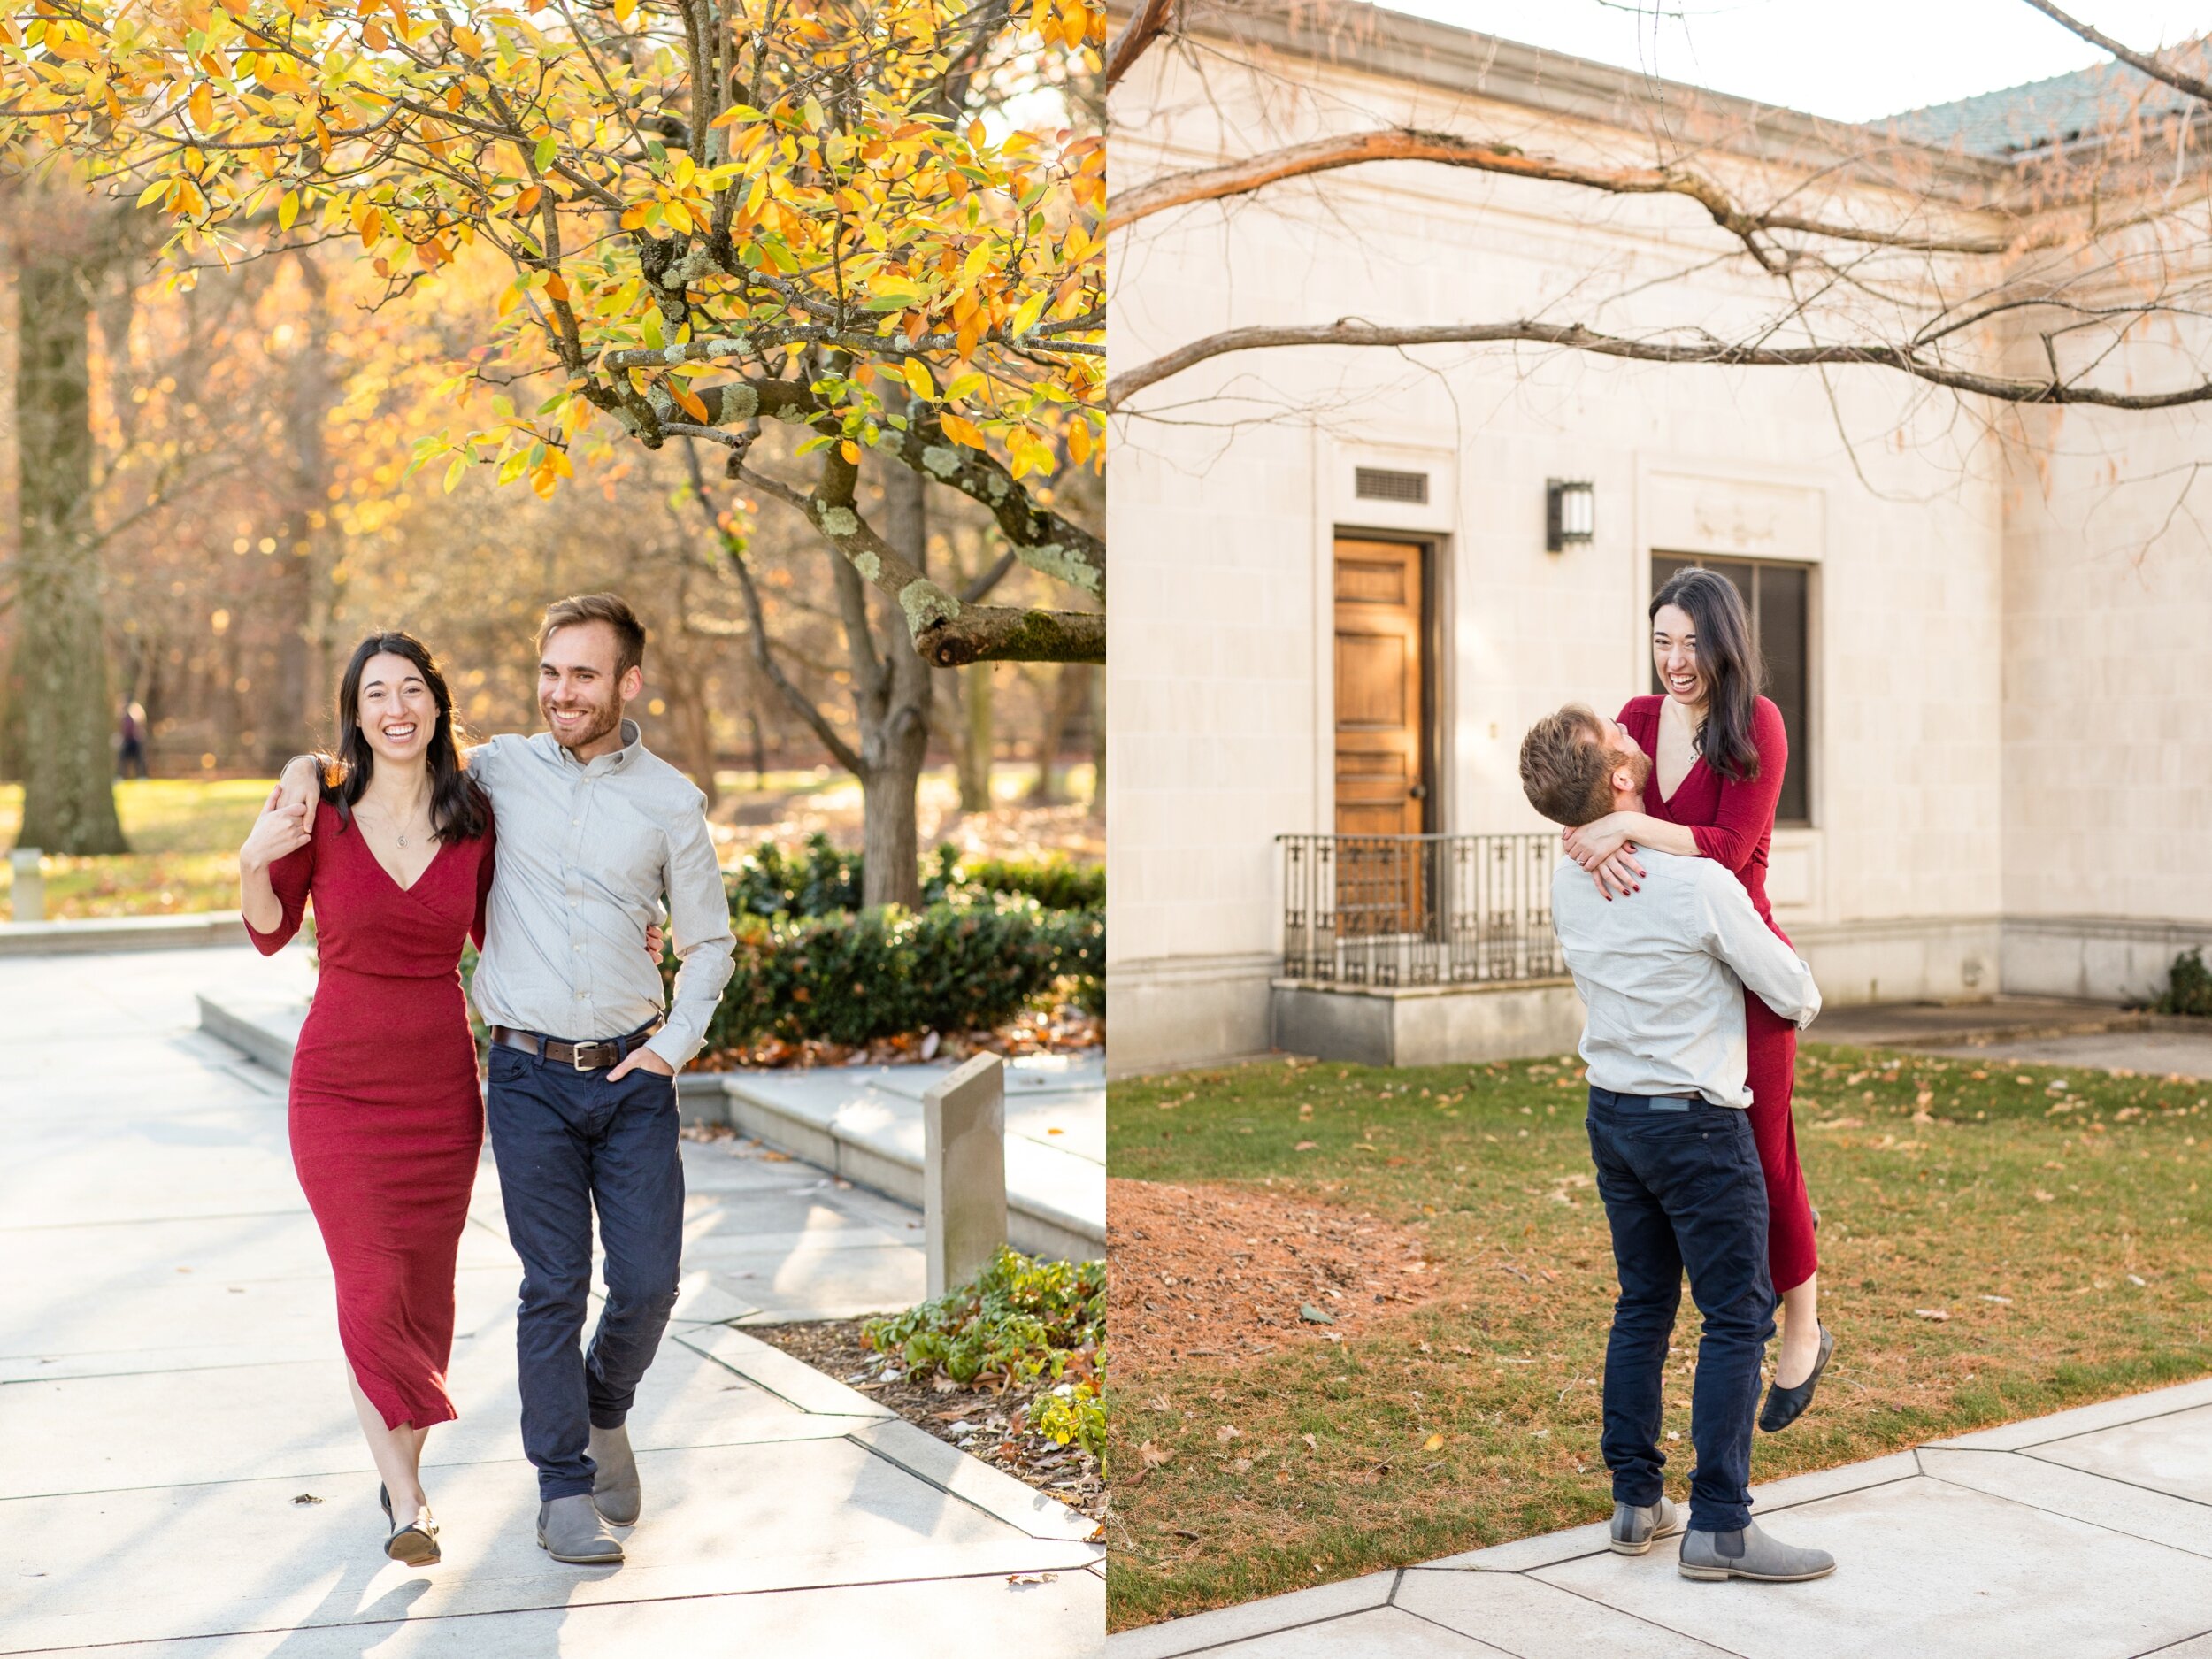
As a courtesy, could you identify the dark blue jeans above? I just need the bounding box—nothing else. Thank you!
[486,1045,684,1501]
[1586,1086,1774,1534]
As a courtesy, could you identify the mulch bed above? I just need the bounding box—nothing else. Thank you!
[748,1319,1105,1524]
[1109,1178,1440,1372]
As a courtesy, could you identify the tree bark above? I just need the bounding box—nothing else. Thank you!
[956,664,995,813]
[11,253,127,855]
[271,252,336,763]
[1027,663,1087,804]
[855,455,934,910]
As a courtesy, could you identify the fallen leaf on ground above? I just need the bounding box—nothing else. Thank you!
[1421,1432,1444,1451]
[1913,1308,1950,1321]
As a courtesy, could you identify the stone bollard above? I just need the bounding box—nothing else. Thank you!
[923,1051,1008,1298]
[8,849,44,924]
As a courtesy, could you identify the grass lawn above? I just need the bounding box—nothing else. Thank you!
[1106,1046,2212,1630]
[0,779,274,918]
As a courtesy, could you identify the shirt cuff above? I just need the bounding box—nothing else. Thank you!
[644,1024,702,1071]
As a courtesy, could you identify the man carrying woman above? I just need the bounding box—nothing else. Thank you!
[1520,701,1834,1583]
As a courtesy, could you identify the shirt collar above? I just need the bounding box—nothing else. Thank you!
[555,717,641,775]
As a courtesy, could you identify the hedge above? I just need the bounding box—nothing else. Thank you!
[723,834,1101,919]
[692,893,1101,1049]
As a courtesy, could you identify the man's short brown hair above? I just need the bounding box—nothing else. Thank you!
[539,593,646,678]
[1518,703,1619,827]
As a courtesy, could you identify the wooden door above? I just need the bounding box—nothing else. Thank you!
[1334,540,1427,836]
[1333,540,1428,933]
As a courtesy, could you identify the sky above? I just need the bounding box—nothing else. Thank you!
[1382,1,2212,121]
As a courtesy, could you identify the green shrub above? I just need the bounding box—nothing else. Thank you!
[687,893,1103,1050]
[2156,947,2212,1017]
[721,833,1102,921]
[863,1246,1104,1388]
[957,855,1103,911]
[1033,1376,1106,1459]
[724,834,864,919]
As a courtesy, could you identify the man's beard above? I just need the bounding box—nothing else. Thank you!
[541,693,621,753]
[1611,746,1654,795]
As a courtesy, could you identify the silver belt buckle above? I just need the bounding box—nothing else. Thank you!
[573,1041,607,1072]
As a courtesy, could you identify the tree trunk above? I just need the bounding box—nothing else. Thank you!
[956,663,995,812]
[1087,663,1105,810]
[272,252,336,761]
[11,254,126,854]
[664,652,720,809]
[854,457,933,910]
[1027,663,1086,804]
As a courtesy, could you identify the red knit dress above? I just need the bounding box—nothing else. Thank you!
[245,799,496,1428]
[1617,695,1817,1294]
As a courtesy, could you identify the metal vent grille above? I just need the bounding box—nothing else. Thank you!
[1355,466,1429,504]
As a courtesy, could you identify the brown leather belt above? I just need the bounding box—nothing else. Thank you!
[488,1021,663,1072]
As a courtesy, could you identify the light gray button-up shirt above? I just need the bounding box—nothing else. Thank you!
[466,719,734,1069]
[1550,848,1820,1108]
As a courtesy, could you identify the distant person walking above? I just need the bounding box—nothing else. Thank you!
[115,702,148,780]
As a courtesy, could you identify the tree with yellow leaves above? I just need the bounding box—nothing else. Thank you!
[1,0,1104,672]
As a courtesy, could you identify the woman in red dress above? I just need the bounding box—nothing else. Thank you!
[238,632,494,1565]
[1559,568,1834,1432]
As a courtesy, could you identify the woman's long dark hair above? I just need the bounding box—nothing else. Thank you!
[1650,568,1763,784]
[326,632,489,842]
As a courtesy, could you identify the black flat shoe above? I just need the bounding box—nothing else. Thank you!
[379,1482,441,1564]
[1759,1325,1835,1433]
[385,1517,442,1566]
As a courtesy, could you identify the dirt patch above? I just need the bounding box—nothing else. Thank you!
[1109,1179,1439,1371]
[747,1319,1104,1525]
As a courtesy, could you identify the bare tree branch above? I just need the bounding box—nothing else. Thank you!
[2016,0,2212,103]
[1107,317,2212,413]
[1104,0,1177,91]
[1108,128,2015,264]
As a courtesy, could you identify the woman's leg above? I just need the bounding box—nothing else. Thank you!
[348,1369,433,1523]
[1743,992,1822,1383]
[1777,1273,1821,1387]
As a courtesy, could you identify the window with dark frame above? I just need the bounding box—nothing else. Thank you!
[1649,555,1811,826]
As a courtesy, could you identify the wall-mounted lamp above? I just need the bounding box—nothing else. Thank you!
[1546,479,1595,553]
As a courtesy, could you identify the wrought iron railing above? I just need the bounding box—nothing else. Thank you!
[1278,833,1566,987]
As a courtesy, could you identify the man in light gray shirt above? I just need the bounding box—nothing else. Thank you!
[281,594,733,1566]
[1520,703,1833,1586]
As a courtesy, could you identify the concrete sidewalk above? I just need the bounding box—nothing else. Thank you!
[0,946,1102,1655]
[1110,1377,2212,1658]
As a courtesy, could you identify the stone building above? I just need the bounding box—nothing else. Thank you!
[1106,4,2212,1074]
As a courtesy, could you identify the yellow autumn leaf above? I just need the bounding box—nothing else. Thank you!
[938,411,985,449]
[900,357,934,402]
[278,189,299,230]
[839,440,861,464]
[188,83,212,128]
